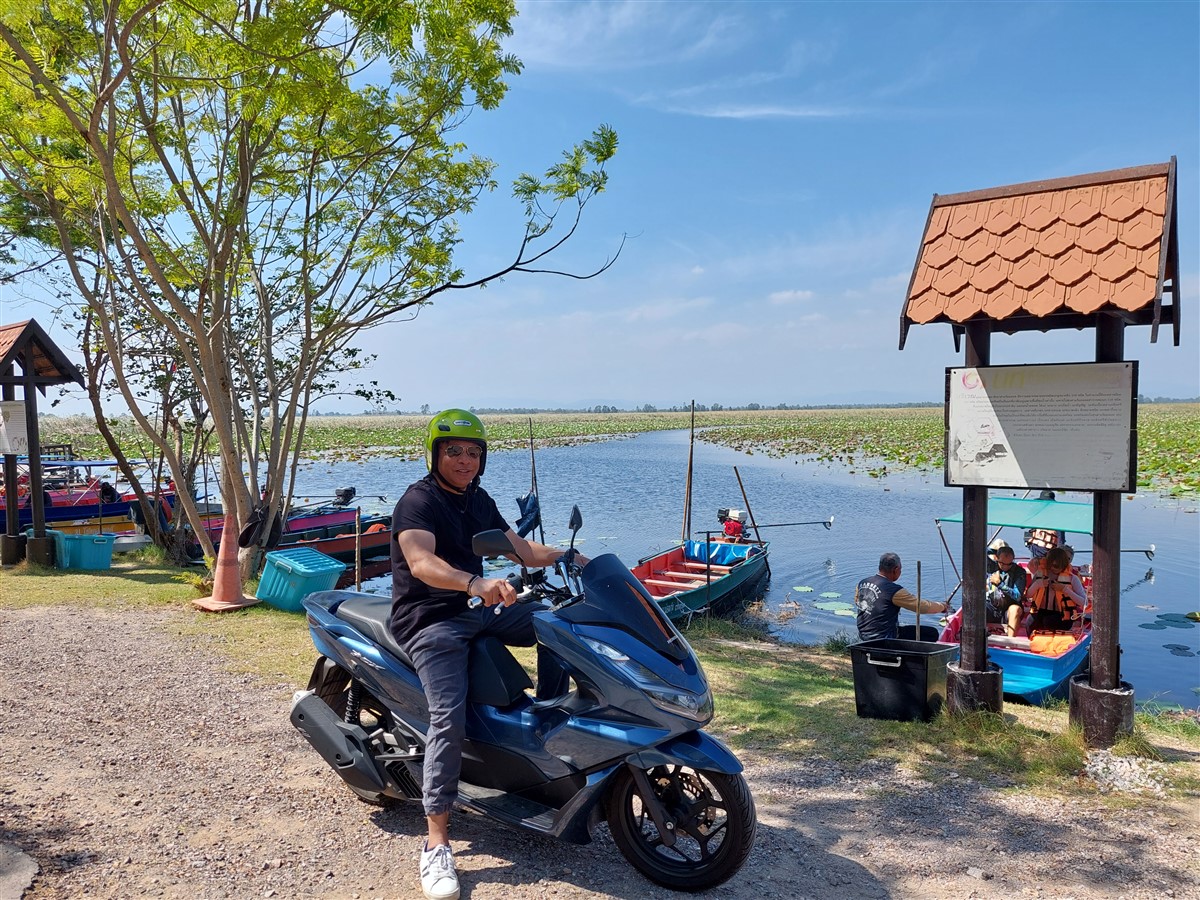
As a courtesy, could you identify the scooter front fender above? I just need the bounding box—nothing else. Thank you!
[626,729,744,775]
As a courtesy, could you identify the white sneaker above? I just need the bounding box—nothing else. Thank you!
[419,843,459,900]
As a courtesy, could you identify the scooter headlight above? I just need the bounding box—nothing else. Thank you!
[645,687,713,721]
[580,636,713,722]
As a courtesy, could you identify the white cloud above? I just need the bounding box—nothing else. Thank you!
[509,1,745,71]
[667,102,859,120]
[768,289,815,305]
[623,297,713,323]
[677,321,755,344]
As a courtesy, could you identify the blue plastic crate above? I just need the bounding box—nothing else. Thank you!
[257,547,347,612]
[61,533,116,570]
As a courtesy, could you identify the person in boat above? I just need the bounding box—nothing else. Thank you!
[1024,489,1067,559]
[854,552,949,642]
[1026,545,1086,633]
[986,543,1027,637]
[1021,555,1044,616]
[985,537,1009,575]
[388,408,586,900]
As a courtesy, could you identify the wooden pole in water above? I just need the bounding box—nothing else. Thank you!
[681,401,695,542]
[528,418,544,546]
[915,560,922,637]
[354,507,362,590]
[733,465,770,577]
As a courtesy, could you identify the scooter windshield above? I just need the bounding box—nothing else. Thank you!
[557,553,691,663]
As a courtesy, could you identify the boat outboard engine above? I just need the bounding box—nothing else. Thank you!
[333,486,357,506]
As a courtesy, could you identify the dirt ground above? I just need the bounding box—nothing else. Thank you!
[0,605,1197,900]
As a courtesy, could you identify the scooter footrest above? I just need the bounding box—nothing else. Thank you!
[458,783,557,833]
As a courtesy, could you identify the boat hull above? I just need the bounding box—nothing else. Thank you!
[631,540,770,621]
[277,515,392,563]
[938,609,1091,705]
[17,495,174,528]
[202,504,359,541]
[987,633,1091,704]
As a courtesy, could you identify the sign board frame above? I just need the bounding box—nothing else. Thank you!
[944,361,1137,492]
[0,401,29,456]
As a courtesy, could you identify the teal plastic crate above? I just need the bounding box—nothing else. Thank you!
[61,533,116,571]
[257,547,347,612]
[44,529,70,569]
[24,528,72,569]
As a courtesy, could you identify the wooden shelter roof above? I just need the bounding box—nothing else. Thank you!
[900,159,1181,349]
[0,319,84,390]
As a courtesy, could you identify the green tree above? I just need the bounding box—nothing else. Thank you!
[0,1,618,577]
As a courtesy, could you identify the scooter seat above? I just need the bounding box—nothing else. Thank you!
[332,594,533,708]
[334,594,415,668]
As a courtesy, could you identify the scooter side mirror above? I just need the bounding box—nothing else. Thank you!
[472,529,515,558]
[568,505,583,534]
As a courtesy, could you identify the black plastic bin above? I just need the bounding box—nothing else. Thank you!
[850,638,957,722]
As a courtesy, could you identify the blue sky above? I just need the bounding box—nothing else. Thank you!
[5,0,1198,414]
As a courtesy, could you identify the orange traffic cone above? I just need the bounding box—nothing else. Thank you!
[194,512,260,612]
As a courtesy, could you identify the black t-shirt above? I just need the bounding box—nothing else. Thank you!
[388,474,509,646]
[854,574,904,642]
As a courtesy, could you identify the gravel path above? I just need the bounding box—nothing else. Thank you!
[1,606,1197,900]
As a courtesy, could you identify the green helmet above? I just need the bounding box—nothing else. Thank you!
[425,408,488,476]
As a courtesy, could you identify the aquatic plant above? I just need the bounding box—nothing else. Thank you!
[36,404,1199,495]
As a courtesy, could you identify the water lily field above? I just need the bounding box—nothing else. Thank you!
[40,403,1200,496]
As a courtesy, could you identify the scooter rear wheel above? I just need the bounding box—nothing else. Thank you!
[606,764,756,891]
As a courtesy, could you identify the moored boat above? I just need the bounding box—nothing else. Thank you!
[188,489,369,559]
[630,535,769,622]
[7,468,178,530]
[935,496,1096,704]
[630,406,772,622]
[201,501,360,542]
[278,514,392,564]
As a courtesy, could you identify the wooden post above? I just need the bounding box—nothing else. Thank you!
[20,365,53,567]
[1091,316,1124,689]
[1,368,20,564]
[960,322,989,673]
[947,320,1003,713]
[1070,314,1135,747]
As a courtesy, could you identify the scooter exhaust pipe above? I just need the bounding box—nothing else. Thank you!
[290,691,397,796]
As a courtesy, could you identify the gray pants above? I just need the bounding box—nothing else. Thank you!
[402,604,539,817]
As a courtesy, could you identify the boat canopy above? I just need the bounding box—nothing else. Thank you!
[16,458,121,469]
[937,497,1093,536]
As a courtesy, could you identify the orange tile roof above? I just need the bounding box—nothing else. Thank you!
[0,319,84,389]
[901,160,1181,348]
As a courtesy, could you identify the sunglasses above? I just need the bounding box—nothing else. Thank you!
[443,444,482,460]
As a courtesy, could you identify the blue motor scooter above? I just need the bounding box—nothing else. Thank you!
[290,506,756,891]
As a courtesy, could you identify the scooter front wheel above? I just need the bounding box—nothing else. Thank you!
[606,764,756,892]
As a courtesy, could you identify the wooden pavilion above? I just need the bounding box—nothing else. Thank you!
[900,159,1182,747]
[0,319,85,565]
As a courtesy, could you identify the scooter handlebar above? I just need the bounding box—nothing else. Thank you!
[467,572,534,610]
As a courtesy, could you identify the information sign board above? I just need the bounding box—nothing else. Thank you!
[0,401,29,455]
[945,362,1137,492]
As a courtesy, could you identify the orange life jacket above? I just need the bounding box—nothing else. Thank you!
[1029,571,1080,616]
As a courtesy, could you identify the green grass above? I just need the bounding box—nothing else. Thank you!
[3,564,1197,801]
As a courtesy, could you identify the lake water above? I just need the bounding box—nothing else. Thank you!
[292,429,1200,710]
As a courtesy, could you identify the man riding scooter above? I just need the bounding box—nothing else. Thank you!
[389,409,587,900]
